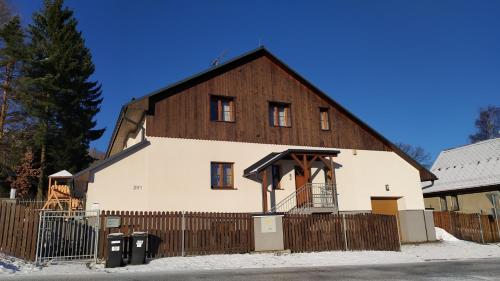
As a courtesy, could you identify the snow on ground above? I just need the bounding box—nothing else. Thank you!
[2,227,500,276]
[435,227,459,242]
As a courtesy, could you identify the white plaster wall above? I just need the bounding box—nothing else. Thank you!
[85,137,424,212]
[335,149,425,211]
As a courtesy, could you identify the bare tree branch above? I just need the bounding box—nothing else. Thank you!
[469,105,500,143]
[396,142,432,169]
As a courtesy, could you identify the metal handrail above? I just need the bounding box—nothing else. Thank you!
[268,183,337,213]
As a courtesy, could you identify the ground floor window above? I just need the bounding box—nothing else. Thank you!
[440,196,448,211]
[211,162,234,189]
[450,195,459,211]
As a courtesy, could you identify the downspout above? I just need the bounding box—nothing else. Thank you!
[422,180,435,210]
[422,180,435,190]
[123,115,146,142]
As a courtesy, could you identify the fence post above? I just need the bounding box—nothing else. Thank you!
[181,211,185,257]
[494,207,500,242]
[94,210,100,264]
[342,214,348,251]
[478,214,484,244]
[34,211,43,265]
[448,211,453,235]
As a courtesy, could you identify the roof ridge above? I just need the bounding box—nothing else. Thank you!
[442,137,500,153]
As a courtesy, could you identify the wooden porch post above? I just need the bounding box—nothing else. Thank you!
[261,169,268,213]
[302,154,311,183]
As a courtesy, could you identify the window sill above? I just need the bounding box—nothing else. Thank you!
[211,187,238,190]
[271,125,292,128]
[211,120,236,123]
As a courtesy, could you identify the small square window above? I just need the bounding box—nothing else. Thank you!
[211,162,234,189]
[320,108,330,130]
[269,102,291,127]
[210,96,235,122]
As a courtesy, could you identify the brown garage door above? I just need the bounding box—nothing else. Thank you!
[371,197,401,238]
[371,198,399,216]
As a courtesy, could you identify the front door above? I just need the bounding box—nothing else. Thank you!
[295,166,310,207]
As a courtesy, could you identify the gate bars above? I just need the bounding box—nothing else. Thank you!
[35,210,100,264]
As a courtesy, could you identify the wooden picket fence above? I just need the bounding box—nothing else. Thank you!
[1,202,403,262]
[99,211,254,259]
[283,213,400,252]
[0,201,40,261]
[433,211,500,243]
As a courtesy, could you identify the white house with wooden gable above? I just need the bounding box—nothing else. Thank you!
[74,48,437,242]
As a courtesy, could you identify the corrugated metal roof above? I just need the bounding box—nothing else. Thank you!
[423,137,500,194]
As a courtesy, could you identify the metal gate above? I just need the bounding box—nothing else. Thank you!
[36,210,100,264]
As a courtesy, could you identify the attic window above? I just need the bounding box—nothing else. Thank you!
[319,108,330,130]
[269,102,291,127]
[210,95,235,122]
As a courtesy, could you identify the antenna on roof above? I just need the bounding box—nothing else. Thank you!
[210,50,228,67]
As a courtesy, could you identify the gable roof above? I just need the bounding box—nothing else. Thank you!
[105,47,436,182]
[423,138,500,195]
[49,170,73,178]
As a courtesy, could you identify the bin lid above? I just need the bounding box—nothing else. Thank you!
[132,231,147,236]
[108,232,124,237]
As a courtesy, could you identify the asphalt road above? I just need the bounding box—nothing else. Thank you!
[5,258,500,281]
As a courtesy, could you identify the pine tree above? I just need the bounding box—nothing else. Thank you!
[21,0,104,199]
[0,0,11,27]
[0,15,29,195]
[0,16,25,139]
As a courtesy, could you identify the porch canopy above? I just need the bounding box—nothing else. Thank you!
[243,148,340,178]
[243,148,340,213]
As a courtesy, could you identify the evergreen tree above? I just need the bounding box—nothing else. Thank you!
[21,0,104,199]
[0,0,11,27]
[0,16,29,194]
[0,16,25,139]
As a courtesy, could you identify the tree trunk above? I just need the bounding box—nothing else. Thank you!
[36,143,46,200]
[0,63,13,140]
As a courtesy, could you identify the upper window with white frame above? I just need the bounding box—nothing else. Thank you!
[210,95,235,122]
[269,102,291,127]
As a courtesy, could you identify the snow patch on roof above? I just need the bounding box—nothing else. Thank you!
[49,170,73,178]
[423,137,500,194]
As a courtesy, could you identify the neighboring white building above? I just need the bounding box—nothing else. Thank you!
[74,48,436,242]
[423,137,500,214]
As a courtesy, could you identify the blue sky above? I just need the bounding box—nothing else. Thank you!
[12,0,500,161]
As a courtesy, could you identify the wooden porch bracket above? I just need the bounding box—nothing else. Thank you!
[290,153,305,170]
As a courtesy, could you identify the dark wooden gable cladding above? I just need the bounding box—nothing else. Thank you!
[146,56,389,151]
